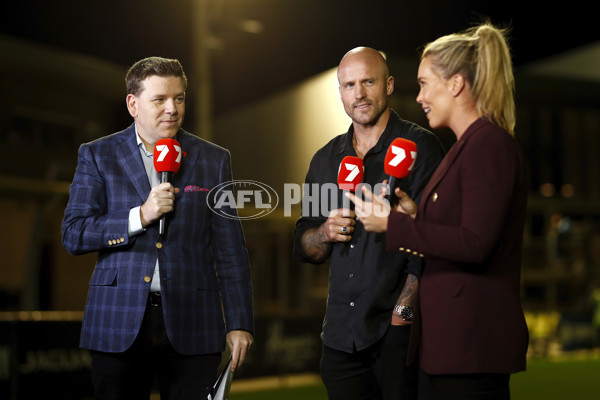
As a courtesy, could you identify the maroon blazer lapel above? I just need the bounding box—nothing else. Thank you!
[419,118,487,213]
[419,138,465,212]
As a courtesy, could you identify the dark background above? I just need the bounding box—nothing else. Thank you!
[3,0,599,116]
[1,1,600,398]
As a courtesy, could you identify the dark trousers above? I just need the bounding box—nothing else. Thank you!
[321,324,418,400]
[418,369,510,400]
[90,293,221,400]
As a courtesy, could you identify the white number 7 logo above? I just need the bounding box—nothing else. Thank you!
[155,144,182,163]
[389,146,416,171]
[344,163,360,182]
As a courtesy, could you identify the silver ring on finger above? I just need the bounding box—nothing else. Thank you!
[341,226,348,234]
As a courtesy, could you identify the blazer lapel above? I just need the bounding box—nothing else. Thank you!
[419,118,485,211]
[419,137,466,210]
[116,126,151,201]
[173,131,200,188]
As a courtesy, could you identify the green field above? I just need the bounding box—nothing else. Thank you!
[231,356,600,399]
[511,357,600,399]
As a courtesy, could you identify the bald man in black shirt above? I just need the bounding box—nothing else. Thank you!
[293,47,444,400]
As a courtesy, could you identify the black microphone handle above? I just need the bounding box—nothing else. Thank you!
[386,175,397,205]
[160,171,173,184]
[341,188,355,211]
[158,171,173,235]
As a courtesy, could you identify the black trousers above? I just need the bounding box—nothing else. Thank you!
[321,324,418,400]
[90,293,221,400]
[418,369,510,400]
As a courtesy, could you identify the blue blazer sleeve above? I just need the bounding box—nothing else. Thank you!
[62,134,144,255]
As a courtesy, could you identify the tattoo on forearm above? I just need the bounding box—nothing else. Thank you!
[301,225,332,263]
[396,273,418,306]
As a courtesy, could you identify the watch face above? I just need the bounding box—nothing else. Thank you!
[396,305,414,321]
[401,307,413,320]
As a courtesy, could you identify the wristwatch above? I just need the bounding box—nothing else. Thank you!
[394,305,414,321]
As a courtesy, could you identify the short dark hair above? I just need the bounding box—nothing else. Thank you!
[125,57,188,96]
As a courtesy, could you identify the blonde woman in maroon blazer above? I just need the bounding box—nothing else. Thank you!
[348,23,529,399]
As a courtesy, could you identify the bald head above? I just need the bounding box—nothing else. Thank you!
[338,47,390,81]
[337,47,394,129]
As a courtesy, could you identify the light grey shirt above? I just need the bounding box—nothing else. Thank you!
[128,126,161,292]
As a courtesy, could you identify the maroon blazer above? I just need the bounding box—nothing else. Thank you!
[387,118,529,375]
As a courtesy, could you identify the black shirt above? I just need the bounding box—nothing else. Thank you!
[293,110,444,352]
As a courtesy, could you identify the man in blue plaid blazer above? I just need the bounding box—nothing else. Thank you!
[62,57,254,399]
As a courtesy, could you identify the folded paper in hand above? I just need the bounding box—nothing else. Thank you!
[207,358,233,400]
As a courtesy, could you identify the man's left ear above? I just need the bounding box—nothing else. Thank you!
[386,75,395,96]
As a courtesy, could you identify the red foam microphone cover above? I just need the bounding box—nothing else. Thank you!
[384,138,417,179]
[153,138,182,174]
[337,156,364,191]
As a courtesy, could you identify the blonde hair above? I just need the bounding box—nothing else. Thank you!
[422,23,516,135]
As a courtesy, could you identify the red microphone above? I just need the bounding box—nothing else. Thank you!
[338,156,363,246]
[337,156,364,192]
[153,138,182,235]
[154,138,182,181]
[384,138,417,201]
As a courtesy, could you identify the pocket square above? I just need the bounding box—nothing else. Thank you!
[184,185,209,192]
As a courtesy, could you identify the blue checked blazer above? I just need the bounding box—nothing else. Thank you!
[62,125,254,354]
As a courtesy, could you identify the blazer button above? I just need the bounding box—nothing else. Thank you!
[433,193,438,202]
[156,242,163,249]
[144,276,151,283]
[108,240,114,246]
